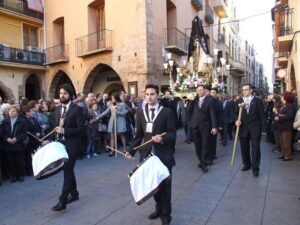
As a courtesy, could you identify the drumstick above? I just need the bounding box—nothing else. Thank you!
[106,146,135,160]
[27,132,42,142]
[40,129,56,141]
[133,132,167,151]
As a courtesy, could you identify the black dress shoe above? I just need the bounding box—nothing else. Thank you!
[148,210,161,220]
[241,166,251,172]
[51,201,66,211]
[18,177,24,182]
[202,166,208,173]
[282,158,292,161]
[207,160,213,166]
[66,195,79,204]
[253,170,259,177]
[10,177,17,183]
[278,156,284,159]
[197,163,203,168]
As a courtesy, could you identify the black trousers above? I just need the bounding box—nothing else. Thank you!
[192,127,210,165]
[153,167,172,223]
[7,151,25,178]
[208,133,217,161]
[59,153,78,203]
[222,121,234,145]
[239,132,261,171]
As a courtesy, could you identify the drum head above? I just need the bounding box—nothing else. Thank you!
[35,158,68,180]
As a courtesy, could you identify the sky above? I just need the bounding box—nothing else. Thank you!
[236,0,274,89]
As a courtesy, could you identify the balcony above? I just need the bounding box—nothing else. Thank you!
[0,0,43,20]
[76,30,113,57]
[229,58,245,77]
[164,28,189,56]
[0,44,45,68]
[278,51,289,67]
[44,44,69,65]
[191,0,203,11]
[278,7,294,52]
[205,5,214,24]
[211,0,228,18]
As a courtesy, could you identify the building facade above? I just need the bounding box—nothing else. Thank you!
[0,0,45,101]
[272,0,300,97]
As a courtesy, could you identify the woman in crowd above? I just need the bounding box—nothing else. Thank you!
[275,92,296,161]
[2,105,28,182]
[36,100,49,136]
[98,94,127,156]
[47,100,56,132]
[22,105,42,176]
[86,103,99,159]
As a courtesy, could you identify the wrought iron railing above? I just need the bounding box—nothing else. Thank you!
[191,0,203,10]
[165,28,189,52]
[0,44,45,65]
[0,0,43,20]
[76,30,112,56]
[205,5,214,24]
[45,44,68,64]
[278,6,294,36]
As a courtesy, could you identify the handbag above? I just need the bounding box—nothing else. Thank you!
[98,122,107,132]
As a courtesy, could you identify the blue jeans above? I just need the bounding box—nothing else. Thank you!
[86,141,96,156]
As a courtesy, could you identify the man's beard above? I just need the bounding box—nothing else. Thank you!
[60,98,70,104]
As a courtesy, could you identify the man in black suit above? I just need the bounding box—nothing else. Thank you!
[188,85,217,173]
[222,95,235,146]
[207,87,223,164]
[125,84,176,225]
[51,84,85,211]
[235,84,265,177]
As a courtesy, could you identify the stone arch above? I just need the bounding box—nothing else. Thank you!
[48,69,75,99]
[103,83,125,96]
[0,81,15,100]
[83,61,125,95]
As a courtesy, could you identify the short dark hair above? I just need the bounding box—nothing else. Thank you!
[211,87,218,93]
[204,85,211,91]
[145,84,159,95]
[242,83,252,89]
[59,83,75,100]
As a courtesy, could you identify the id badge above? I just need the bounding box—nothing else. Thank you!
[146,122,153,133]
[59,118,64,127]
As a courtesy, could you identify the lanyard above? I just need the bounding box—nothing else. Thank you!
[143,106,163,123]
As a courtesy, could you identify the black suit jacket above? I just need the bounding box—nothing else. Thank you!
[55,103,85,157]
[188,95,217,130]
[223,100,234,122]
[129,105,176,168]
[235,96,265,137]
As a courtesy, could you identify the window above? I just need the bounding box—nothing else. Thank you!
[23,24,38,47]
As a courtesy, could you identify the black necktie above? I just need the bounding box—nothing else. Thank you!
[62,106,67,117]
[150,108,155,120]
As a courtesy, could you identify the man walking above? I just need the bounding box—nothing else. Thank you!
[235,84,265,177]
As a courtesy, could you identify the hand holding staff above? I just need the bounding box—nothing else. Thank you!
[231,103,245,166]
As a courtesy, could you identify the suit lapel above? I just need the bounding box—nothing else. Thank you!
[248,97,256,115]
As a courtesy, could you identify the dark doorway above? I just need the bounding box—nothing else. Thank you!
[49,70,76,99]
[25,74,41,100]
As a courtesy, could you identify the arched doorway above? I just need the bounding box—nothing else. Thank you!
[0,89,6,100]
[25,74,41,100]
[290,64,296,91]
[83,64,124,95]
[49,70,75,99]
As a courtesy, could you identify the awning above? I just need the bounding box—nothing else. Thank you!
[27,0,43,13]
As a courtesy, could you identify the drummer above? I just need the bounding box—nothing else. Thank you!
[51,84,85,211]
[125,84,176,225]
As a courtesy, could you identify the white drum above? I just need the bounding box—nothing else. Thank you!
[32,141,69,180]
[129,155,171,205]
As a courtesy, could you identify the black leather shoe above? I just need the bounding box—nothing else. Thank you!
[51,201,66,211]
[241,166,251,172]
[197,163,203,168]
[253,170,259,177]
[202,166,208,173]
[18,177,24,182]
[278,156,284,159]
[148,210,161,220]
[207,160,213,166]
[66,195,79,204]
[10,177,17,183]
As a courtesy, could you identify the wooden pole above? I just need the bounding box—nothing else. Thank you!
[231,103,245,166]
[113,106,118,158]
